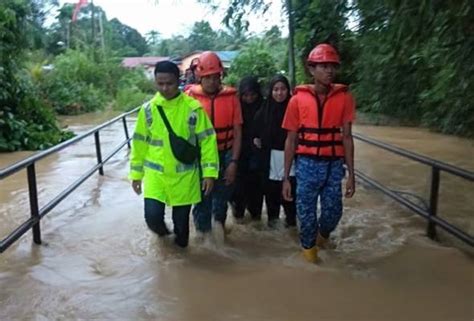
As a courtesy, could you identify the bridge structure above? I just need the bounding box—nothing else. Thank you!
[1,107,473,254]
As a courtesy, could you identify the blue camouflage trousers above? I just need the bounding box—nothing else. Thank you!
[193,150,234,232]
[295,157,345,249]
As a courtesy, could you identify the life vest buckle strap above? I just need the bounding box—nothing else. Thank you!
[298,140,343,147]
[217,137,234,144]
[298,127,341,134]
[296,153,343,161]
[215,125,233,133]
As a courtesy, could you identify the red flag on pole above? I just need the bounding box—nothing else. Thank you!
[72,0,88,22]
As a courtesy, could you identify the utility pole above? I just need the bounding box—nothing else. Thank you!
[99,11,106,55]
[91,0,96,48]
[286,0,296,87]
[66,22,70,48]
[90,0,97,60]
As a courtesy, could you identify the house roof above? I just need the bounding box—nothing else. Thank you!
[178,50,239,62]
[215,51,239,62]
[121,51,239,69]
[121,56,169,68]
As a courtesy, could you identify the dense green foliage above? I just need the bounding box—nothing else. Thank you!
[147,20,254,56]
[46,4,148,56]
[0,0,73,152]
[2,0,472,154]
[1,0,156,151]
[211,0,474,137]
[38,50,154,114]
[353,0,474,136]
[40,50,108,114]
[224,41,278,87]
[114,67,154,111]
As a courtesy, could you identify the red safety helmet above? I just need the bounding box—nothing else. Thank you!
[307,44,340,65]
[196,51,224,77]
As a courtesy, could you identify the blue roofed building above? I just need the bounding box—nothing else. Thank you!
[177,50,239,74]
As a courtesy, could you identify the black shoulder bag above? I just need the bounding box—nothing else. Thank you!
[156,105,199,164]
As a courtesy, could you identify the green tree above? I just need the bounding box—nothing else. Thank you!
[187,21,218,50]
[225,42,277,86]
[221,18,249,50]
[106,18,148,56]
[353,0,474,136]
[291,0,352,84]
[26,0,59,50]
[145,30,161,52]
[46,4,149,57]
[0,0,73,151]
[261,25,287,72]
[154,35,191,57]
[45,3,73,55]
[263,25,282,47]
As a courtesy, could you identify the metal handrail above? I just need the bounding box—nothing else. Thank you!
[0,108,139,180]
[353,133,474,181]
[0,107,140,253]
[353,132,474,246]
[1,118,472,253]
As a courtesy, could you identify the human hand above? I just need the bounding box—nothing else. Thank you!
[345,175,355,198]
[282,178,293,201]
[224,162,237,185]
[253,138,262,149]
[202,178,215,196]
[132,180,142,195]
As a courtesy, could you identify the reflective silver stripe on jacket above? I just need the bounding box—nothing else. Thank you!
[201,162,218,170]
[143,162,196,173]
[130,164,144,172]
[144,102,152,127]
[187,110,198,146]
[144,160,164,172]
[176,163,196,173]
[133,133,147,142]
[148,138,163,147]
[133,132,162,147]
[196,128,215,141]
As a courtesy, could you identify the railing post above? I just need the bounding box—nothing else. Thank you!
[122,116,131,149]
[27,164,41,245]
[94,131,104,175]
[428,167,440,240]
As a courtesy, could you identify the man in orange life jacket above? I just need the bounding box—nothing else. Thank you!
[282,43,356,263]
[186,51,243,236]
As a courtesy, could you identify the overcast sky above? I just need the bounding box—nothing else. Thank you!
[58,0,287,38]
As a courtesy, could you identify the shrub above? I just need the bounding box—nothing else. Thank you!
[225,42,277,88]
[115,86,152,111]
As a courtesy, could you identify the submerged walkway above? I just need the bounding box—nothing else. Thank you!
[0,118,472,320]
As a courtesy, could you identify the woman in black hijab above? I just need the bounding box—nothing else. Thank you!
[253,75,296,227]
[231,76,264,221]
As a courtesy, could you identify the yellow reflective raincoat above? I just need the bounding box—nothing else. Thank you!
[129,92,219,206]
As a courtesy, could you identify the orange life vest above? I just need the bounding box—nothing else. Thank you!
[186,85,240,151]
[293,84,350,159]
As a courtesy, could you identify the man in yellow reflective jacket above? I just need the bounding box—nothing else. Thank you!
[129,61,219,248]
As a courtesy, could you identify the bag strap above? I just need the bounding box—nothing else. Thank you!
[156,105,199,146]
[156,105,176,137]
